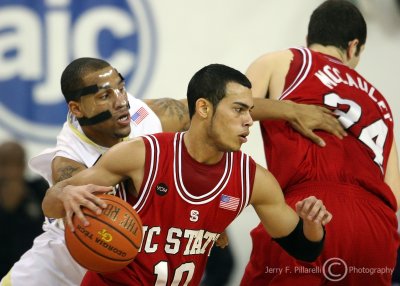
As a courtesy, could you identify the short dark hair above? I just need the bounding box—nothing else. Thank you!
[61,57,111,102]
[187,64,251,119]
[307,0,367,55]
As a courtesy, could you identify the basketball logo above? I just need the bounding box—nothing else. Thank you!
[98,229,113,242]
[0,0,157,143]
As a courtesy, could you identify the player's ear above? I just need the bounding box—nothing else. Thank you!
[196,98,210,119]
[347,39,359,60]
[68,101,84,118]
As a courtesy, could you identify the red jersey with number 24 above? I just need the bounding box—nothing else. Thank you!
[260,47,396,210]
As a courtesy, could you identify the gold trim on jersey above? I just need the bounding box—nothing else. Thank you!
[0,270,12,286]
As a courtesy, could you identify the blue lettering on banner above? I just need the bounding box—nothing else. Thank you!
[0,0,157,143]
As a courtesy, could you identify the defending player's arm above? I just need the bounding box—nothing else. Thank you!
[144,98,190,131]
[250,164,332,262]
[384,139,400,210]
[246,50,346,147]
[42,138,147,231]
[51,156,87,184]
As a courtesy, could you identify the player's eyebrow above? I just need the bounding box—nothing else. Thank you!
[233,102,254,110]
[98,78,124,90]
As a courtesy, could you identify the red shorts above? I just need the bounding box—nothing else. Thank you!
[241,182,399,286]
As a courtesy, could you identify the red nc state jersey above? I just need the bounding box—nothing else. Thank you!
[102,132,256,285]
[260,47,396,210]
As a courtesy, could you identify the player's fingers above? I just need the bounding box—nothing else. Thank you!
[295,200,305,213]
[320,106,336,115]
[311,204,327,223]
[291,122,326,147]
[216,231,229,248]
[321,211,333,226]
[306,130,326,147]
[315,115,342,140]
[322,113,347,138]
[216,239,228,248]
[65,209,75,232]
[298,196,317,216]
[311,106,347,139]
[86,192,108,209]
[71,204,90,227]
[81,199,104,215]
[306,199,323,220]
[86,184,113,194]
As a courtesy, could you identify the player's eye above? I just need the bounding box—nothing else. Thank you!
[98,93,109,100]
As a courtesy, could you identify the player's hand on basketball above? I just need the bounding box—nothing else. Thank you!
[62,184,112,232]
[215,231,229,248]
[295,196,332,226]
[286,101,347,147]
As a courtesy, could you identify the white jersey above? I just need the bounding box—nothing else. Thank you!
[0,95,162,286]
[30,94,162,186]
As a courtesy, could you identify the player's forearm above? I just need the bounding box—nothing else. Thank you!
[42,181,68,218]
[251,98,294,121]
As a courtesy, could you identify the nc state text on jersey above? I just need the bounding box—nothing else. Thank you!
[139,226,220,256]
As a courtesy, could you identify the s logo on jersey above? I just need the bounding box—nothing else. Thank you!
[190,210,199,222]
[0,0,157,143]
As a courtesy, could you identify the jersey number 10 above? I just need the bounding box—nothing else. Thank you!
[154,261,195,285]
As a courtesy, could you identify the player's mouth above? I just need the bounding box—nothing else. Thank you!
[239,132,249,143]
[116,112,131,126]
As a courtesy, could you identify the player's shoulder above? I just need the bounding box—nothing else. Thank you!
[232,150,257,170]
[252,48,293,65]
[146,131,179,143]
[247,48,294,78]
[106,137,145,157]
[127,93,155,114]
[133,131,177,147]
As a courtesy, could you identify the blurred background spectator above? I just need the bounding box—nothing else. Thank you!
[0,141,48,277]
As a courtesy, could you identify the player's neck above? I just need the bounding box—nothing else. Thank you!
[81,126,122,148]
[309,44,347,64]
[183,130,224,165]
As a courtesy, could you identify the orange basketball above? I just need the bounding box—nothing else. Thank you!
[65,194,143,273]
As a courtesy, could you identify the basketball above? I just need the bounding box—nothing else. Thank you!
[65,194,143,273]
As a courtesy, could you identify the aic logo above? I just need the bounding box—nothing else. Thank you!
[0,0,156,143]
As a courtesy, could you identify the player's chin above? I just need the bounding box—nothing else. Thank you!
[226,142,242,152]
[115,126,131,138]
[235,138,245,150]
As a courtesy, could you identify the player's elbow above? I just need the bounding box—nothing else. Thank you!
[42,189,66,218]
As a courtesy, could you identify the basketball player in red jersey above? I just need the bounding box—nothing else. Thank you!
[42,64,332,286]
[241,1,400,285]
